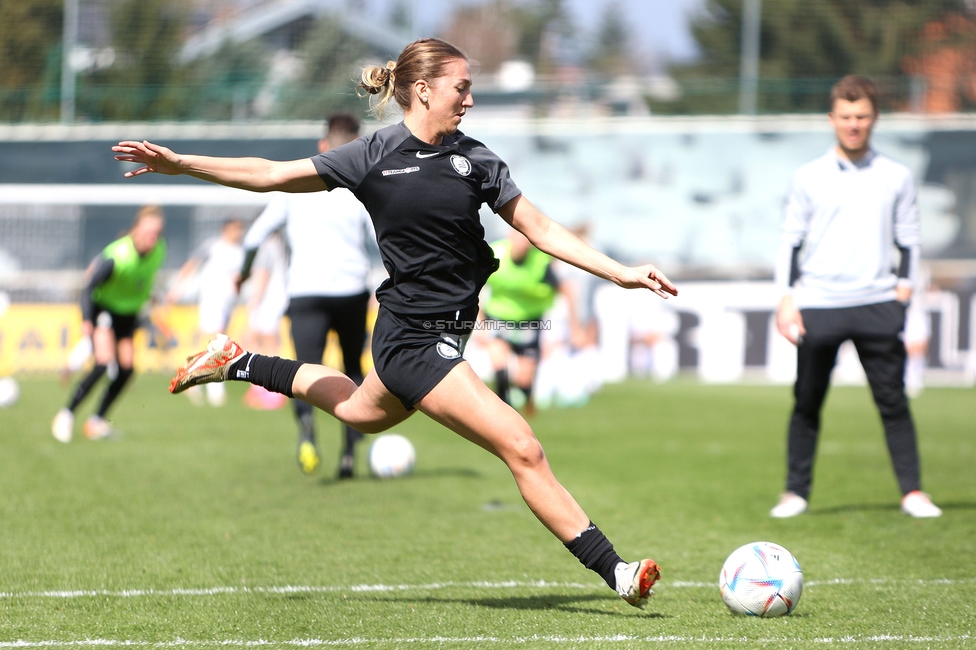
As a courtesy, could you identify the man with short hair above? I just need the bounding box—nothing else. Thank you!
[239,113,376,478]
[771,75,941,519]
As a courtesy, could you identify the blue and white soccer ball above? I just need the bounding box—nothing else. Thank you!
[0,376,19,408]
[719,541,803,617]
[368,433,416,478]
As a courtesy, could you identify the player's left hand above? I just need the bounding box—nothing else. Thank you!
[616,264,678,299]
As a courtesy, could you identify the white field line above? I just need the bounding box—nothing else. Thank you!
[0,635,974,647]
[0,577,974,600]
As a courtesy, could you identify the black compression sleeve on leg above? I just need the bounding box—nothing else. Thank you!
[68,364,107,411]
[563,521,625,589]
[343,424,364,455]
[97,367,133,417]
[294,399,316,439]
[229,353,302,398]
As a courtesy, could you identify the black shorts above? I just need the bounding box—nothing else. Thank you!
[92,304,138,340]
[484,316,545,360]
[371,303,478,410]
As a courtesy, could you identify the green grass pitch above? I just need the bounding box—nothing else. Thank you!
[0,375,973,648]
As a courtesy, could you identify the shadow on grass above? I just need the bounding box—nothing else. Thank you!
[382,593,667,617]
[809,500,976,515]
[934,501,976,511]
[318,466,483,487]
[808,503,900,515]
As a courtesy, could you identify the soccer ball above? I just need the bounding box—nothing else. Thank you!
[0,376,20,408]
[368,433,416,478]
[719,541,803,617]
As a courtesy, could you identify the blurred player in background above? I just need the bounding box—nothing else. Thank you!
[482,229,574,415]
[52,205,166,442]
[241,232,289,410]
[238,113,375,478]
[628,290,680,382]
[168,218,245,407]
[59,254,114,386]
[115,38,675,607]
[534,223,605,409]
[772,75,941,519]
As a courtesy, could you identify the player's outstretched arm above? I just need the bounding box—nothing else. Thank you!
[112,140,327,193]
[499,194,677,299]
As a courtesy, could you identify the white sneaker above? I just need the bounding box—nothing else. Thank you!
[186,385,205,406]
[52,408,74,443]
[901,491,942,518]
[770,492,808,518]
[615,558,661,609]
[205,382,226,407]
[83,415,117,441]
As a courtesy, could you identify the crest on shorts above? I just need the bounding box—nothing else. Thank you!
[436,334,462,360]
[450,155,472,176]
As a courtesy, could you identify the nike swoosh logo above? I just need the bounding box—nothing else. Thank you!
[415,151,438,159]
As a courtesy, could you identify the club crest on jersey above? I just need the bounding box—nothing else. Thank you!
[450,155,472,176]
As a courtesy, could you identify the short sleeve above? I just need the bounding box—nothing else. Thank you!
[542,263,559,289]
[310,137,371,191]
[463,138,522,212]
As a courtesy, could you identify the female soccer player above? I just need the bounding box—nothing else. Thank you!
[52,205,166,442]
[113,38,676,608]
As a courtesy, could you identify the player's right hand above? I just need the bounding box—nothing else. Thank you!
[233,273,248,294]
[776,296,806,346]
[112,141,182,177]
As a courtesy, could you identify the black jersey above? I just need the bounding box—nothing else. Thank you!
[310,122,521,315]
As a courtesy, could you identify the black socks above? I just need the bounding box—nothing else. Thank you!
[228,353,303,398]
[495,368,510,404]
[564,522,625,589]
[97,367,133,417]
[68,364,107,411]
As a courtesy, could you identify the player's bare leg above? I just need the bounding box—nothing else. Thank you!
[419,361,585,539]
[169,336,658,606]
[292,366,414,434]
[417,361,659,606]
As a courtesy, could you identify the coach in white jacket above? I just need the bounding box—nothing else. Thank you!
[770,75,941,519]
[240,114,376,478]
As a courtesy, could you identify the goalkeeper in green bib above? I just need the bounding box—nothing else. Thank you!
[483,229,575,415]
[52,206,167,442]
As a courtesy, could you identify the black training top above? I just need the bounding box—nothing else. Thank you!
[310,121,522,316]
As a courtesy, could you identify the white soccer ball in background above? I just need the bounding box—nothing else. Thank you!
[0,376,20,408]
[368,433,416,478]
[719,541,803,617]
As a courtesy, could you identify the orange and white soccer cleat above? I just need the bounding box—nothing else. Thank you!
[169,334,247,395]
[615,558,661,609]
